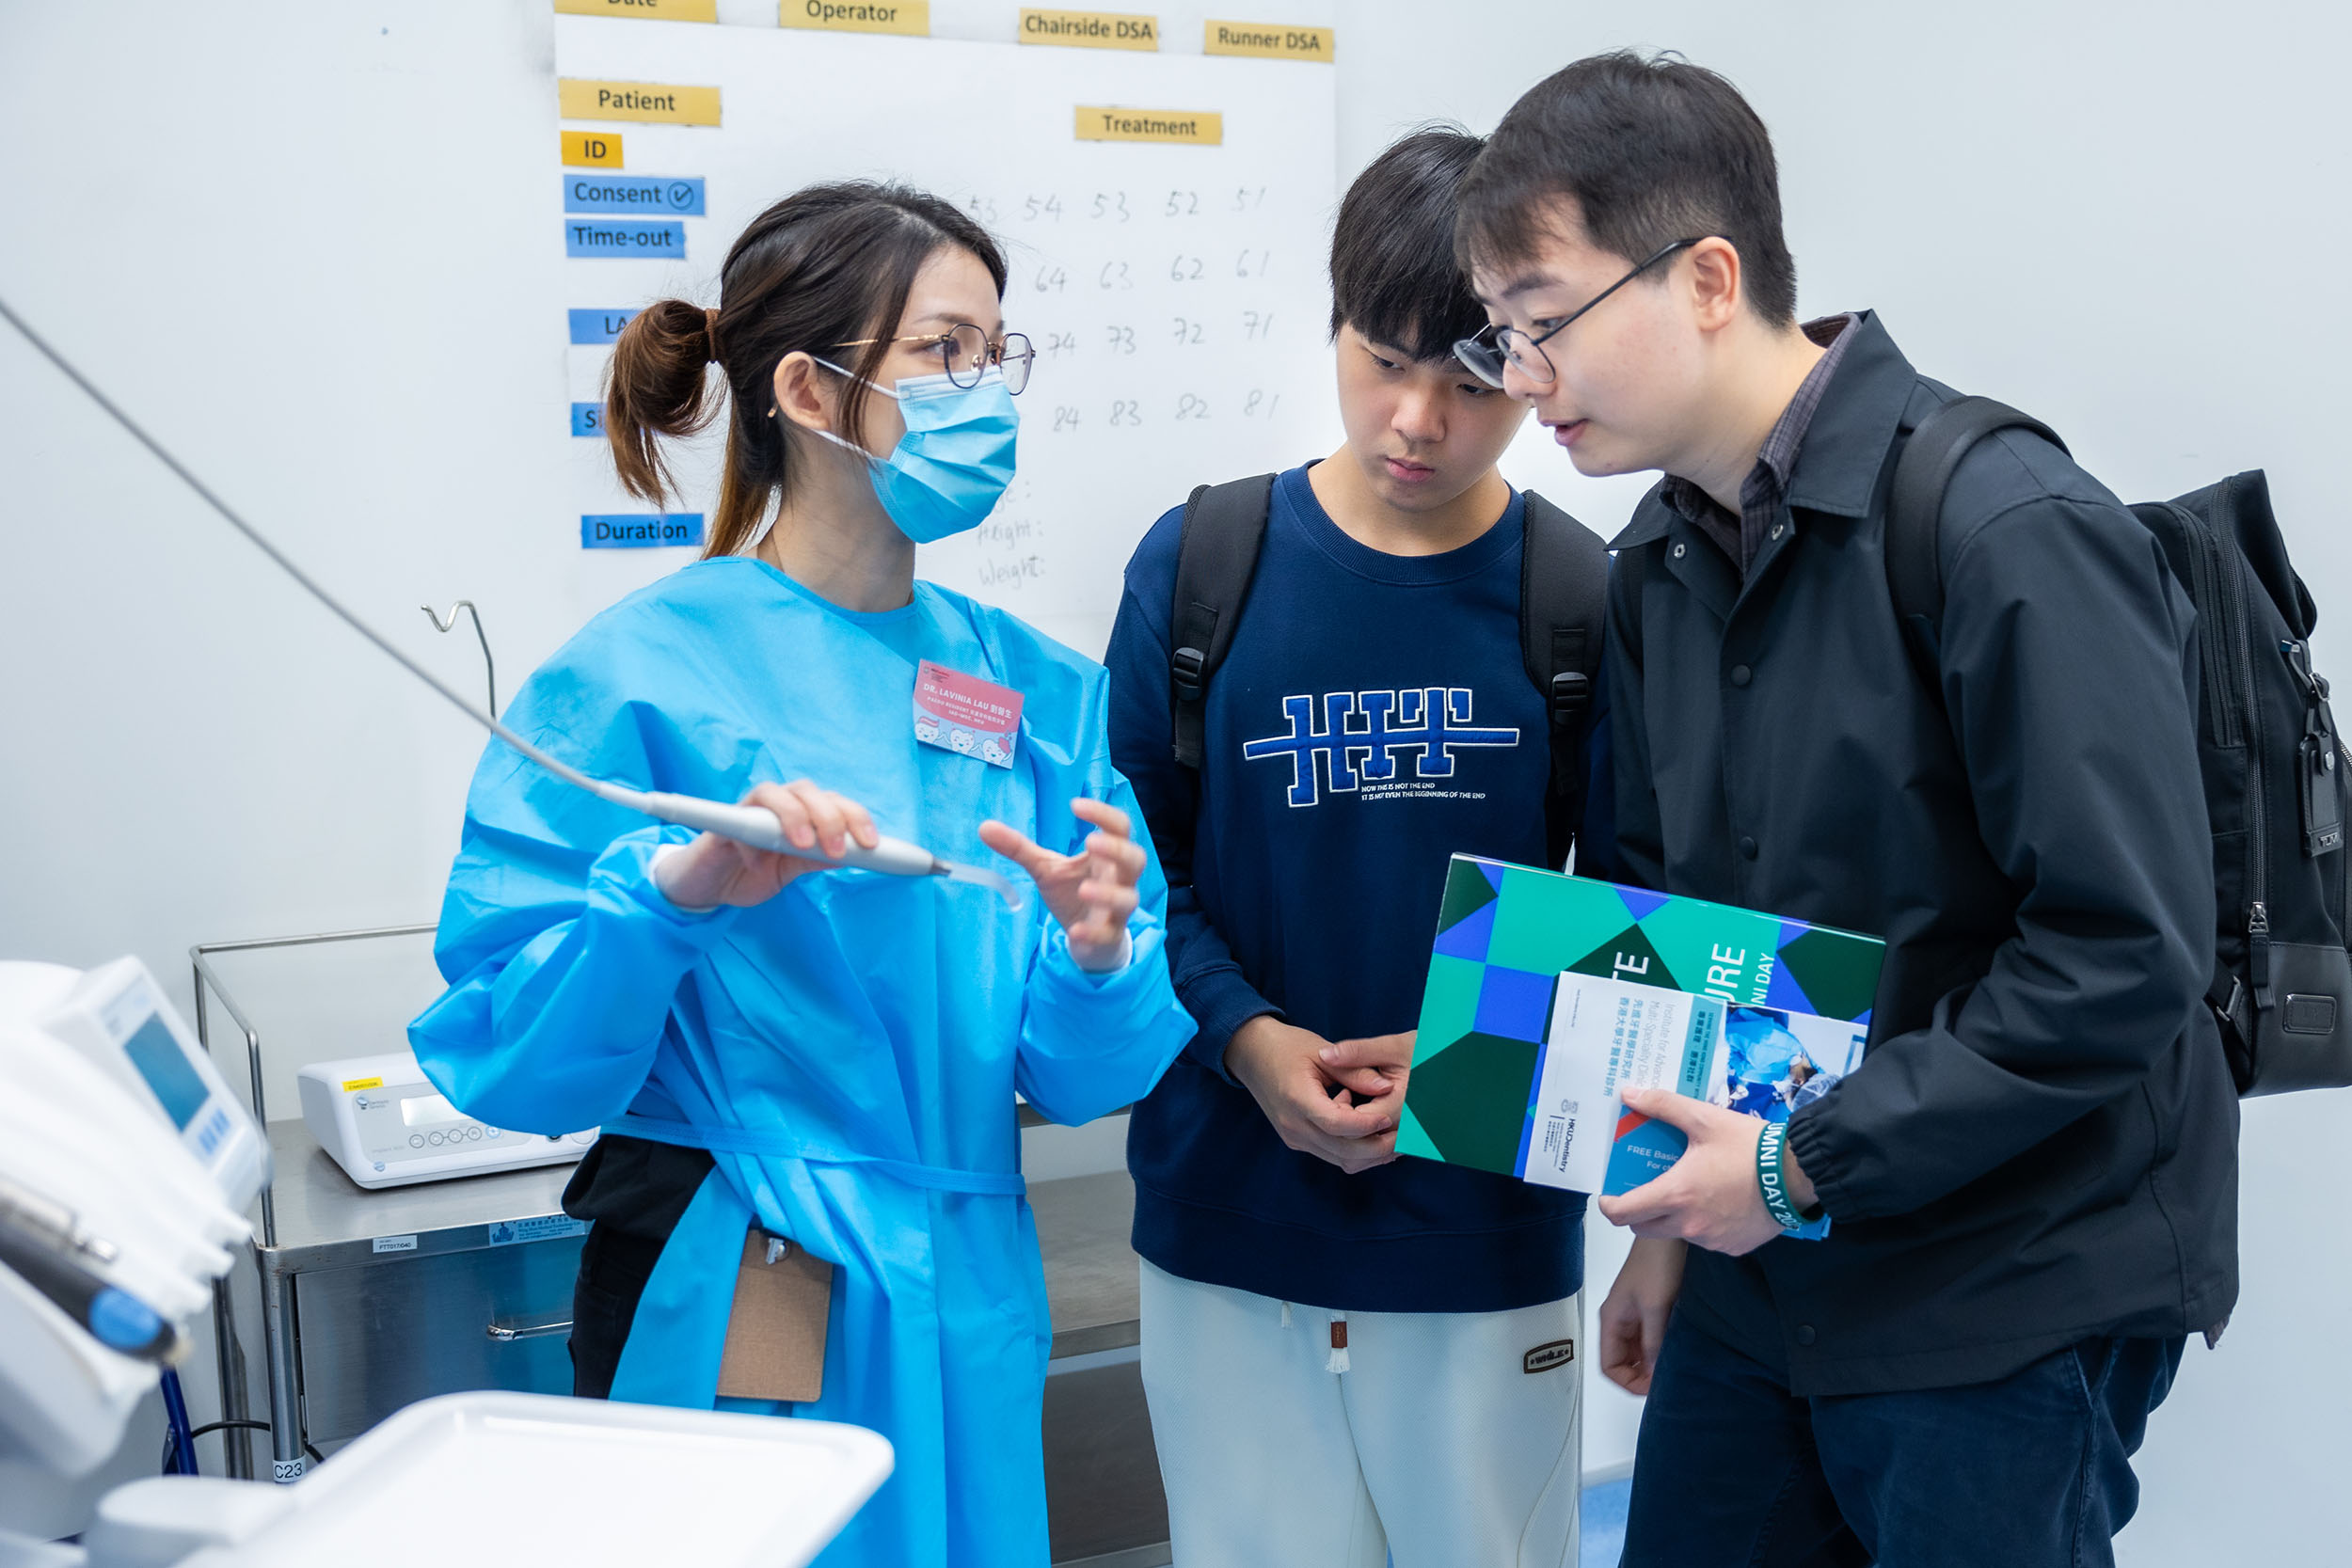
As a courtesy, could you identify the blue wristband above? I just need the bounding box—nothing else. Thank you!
[1756,1119,1807,1231]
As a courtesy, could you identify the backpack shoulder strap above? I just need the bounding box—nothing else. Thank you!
[1520,491,1611,866]
[1885,395,2068,673]
[1168,473,1276,769]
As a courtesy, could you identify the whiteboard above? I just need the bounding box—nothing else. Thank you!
[556,13,1339,657]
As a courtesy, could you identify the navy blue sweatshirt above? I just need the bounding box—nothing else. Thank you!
[1107,463,1602,1312]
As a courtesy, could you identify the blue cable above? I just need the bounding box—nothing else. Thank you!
[159,1369,198,1476]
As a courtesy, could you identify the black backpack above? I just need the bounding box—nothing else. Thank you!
[1167,474,1610,869]
[1888,397,2351,1095]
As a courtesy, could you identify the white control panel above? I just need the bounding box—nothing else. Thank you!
[26,956,269,1211]
[297,1052,594,1191]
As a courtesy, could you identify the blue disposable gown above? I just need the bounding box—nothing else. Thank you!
[408,557,1194,1567]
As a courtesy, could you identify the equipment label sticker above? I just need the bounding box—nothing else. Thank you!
[914,660,1024,767]
[488,1215,593,1247]
[372,1234,420,1254]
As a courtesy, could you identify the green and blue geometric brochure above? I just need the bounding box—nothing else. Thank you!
[1402,857,1885,1238]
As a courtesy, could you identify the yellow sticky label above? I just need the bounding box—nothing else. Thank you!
[781,0,930,33]
[562,130,625,167]
[1203,20,1333,60]
[340,1076,385,1092]
[553,0,717,20]
[558,78,722,126]
[1074,104,1221,145]
[1021,8,1159,50]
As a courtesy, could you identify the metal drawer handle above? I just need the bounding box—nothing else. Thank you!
[485,1312,574,1343]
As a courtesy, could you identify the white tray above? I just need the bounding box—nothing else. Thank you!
[179,1392,892,1568]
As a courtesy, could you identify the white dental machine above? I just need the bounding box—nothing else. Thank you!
[297,1052,596,1190]
[0,957,891,1568]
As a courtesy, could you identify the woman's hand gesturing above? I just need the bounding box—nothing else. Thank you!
[978,799,1145,972]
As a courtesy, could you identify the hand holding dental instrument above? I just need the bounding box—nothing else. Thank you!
[0,293,1020,907]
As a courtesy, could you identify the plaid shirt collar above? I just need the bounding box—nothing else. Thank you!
[1662,313,1860,575]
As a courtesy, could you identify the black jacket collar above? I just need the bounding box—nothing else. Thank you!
[1609,310,1916,550]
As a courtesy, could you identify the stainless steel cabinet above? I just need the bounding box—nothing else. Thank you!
[294,1239,581,1447]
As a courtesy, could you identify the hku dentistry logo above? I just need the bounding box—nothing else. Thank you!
[1242,688,1520,807]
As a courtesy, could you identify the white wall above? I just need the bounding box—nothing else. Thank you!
[1331,0,2352,1557]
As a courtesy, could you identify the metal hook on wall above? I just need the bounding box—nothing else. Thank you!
[421,600,497,719]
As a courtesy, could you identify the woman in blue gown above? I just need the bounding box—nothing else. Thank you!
[408,182,1195,1567]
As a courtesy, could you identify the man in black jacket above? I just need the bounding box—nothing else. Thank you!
[1451,53,2238,1568]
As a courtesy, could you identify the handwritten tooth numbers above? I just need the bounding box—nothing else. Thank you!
[1105,325,1137,356]
[1171,316,1205,346]
[1175,393,1211,420]
[1168,254,1205,282]
[1109,400,1143,427]
[1165,189,1200,217]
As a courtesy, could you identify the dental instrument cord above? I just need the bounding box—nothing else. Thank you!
[0,293,1021,902]
[0,295,628,811]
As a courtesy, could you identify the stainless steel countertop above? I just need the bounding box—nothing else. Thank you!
[257,1119,580,1274]
[257,1121,1144,1357]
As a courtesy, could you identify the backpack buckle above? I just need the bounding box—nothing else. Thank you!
[1549,670,1590,722]
[1172,646,1208,703]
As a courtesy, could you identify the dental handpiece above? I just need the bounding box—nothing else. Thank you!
[637,792,1024,908]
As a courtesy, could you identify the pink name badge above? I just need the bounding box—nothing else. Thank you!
[914,660,1025,768]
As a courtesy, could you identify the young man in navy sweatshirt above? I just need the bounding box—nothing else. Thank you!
[1104,128,1609,1568]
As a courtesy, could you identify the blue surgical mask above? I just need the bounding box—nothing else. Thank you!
[802,361,1018,545]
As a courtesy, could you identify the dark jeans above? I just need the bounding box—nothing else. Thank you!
[1621,1309,2185,1568]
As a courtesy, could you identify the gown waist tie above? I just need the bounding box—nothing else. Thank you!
[606,1113,1028,1197]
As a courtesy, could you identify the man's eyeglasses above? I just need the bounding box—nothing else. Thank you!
[833,323,1035,394]
[1454,238,1705,390]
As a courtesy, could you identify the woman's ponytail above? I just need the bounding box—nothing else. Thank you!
[604,297,719,507]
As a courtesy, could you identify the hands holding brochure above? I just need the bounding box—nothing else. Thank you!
[1598,1085,1821,1254]
[1396,856,1884,1376]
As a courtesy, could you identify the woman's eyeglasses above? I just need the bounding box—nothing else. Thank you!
[833,323,1036,394]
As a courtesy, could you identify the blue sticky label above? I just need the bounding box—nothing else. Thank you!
[487,1214,592,1247]
[566,217,685,258]
[564,173,705,215]
[571,402,604,437]
[568,308,636,344]
[582,514,704,549]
